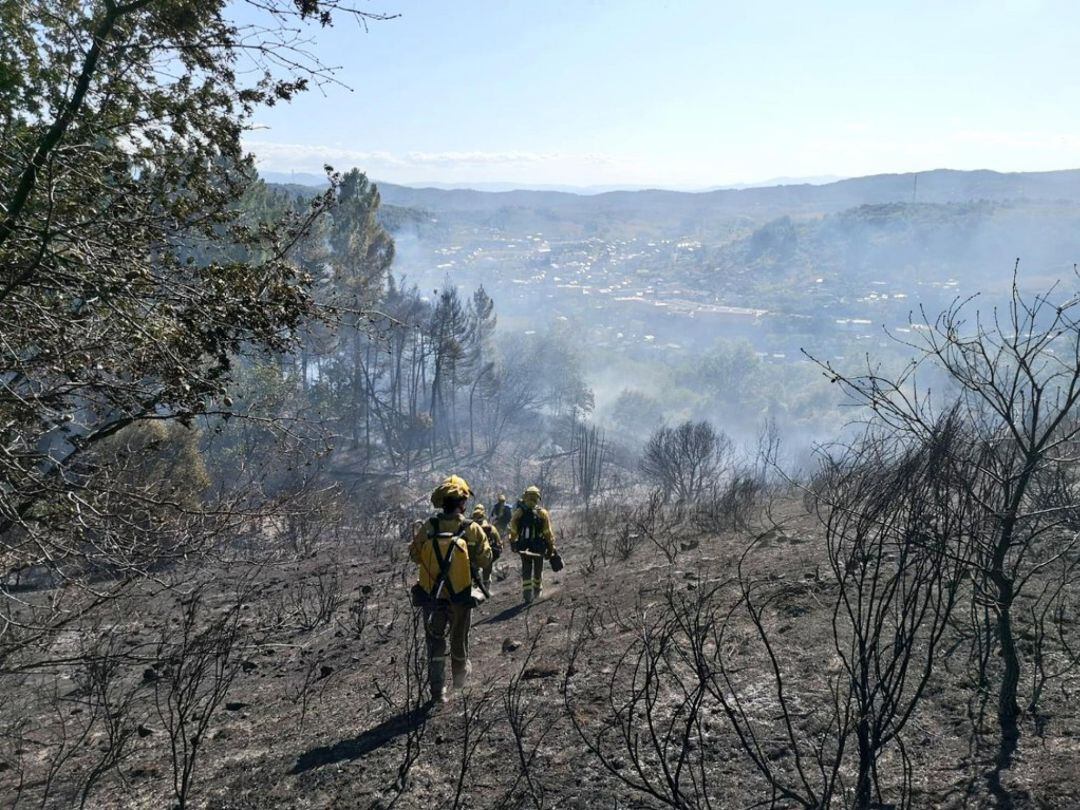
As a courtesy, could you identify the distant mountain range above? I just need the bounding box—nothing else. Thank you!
[370,168,1080,212]
[261,168,1080,204]
[704,175,847,190]
[260,171,331,187]
[262,168,1080,241]
[257,171,846,194]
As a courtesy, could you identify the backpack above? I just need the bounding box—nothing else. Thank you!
[481,522,502,559]
[516,506,546,554]
[410,517,485,608]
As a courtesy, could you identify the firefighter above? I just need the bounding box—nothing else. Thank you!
[509,486,562,604]
[491,494,512,535]
[470,504,502,587]
[409,475,492,703]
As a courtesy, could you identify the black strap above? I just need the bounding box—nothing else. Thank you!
[430,538,456,599]
[427,516,472,539]
[519,508,536,538]
[427,517,470,599]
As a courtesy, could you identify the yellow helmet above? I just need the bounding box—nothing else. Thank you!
[471,504,487,520]
[498,494,507,503]
[431,475,472,509]
[521,485,542,507]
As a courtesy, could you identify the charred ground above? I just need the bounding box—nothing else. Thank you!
[6,490,1080,809]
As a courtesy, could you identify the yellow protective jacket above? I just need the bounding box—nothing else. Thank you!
[473,520,501,560]
[509,505,556,557]
[410,513,492,600]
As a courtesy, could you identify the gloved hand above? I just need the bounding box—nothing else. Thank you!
[549,553,564,572]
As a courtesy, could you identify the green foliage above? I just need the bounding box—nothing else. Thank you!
[330,169,396,307]
[0,1,383,579]
[608,389,664,440]
[92,421,210,509]
[532,323,595,420]
[693,339,762,407]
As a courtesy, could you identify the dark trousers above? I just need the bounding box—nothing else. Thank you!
[423,600,471,694]
[520,553,544,601]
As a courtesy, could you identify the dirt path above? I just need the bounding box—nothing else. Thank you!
[191,538,586,809]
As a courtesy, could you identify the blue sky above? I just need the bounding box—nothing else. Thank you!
[242,0,1080,188]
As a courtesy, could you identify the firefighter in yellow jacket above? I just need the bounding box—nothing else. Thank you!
[470,504,502,587]
[509,486,562,604]
[409,475,492,703]
[491,494,513,535]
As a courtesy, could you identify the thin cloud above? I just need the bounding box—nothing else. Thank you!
[950,129,1080,150]
[244,140,617,172]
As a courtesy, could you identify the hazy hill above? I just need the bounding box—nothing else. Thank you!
[263,168,1080,241]
[272,168,1080,240]
[700,199,1080,300]
[262,168,1080,302]
[367,168,1080,209]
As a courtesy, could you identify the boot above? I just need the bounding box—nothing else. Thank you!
[429,656,446,703]
[452,658,471,689]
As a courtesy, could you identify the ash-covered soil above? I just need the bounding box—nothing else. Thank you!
[6,500,1080,809]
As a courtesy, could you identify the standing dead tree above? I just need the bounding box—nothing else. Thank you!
[811,276,1080,803]
[708,574,851,810]
[287,653,334,732]
[564,588,735,809]
[641,421,732,504]
[152,589,245,810]
[693,419,782,535]
[451,689,498,810]
[499,628,558,809]
[31,678,101,808]
[288,567,344,632]
[76,635,142,809]
[566,415,981,809]
[580,507,614,575]
[572,421,608,512]
[813,413,977,809]
[566,578,852,809]
[376,603,430,809]
[631,490,682,564]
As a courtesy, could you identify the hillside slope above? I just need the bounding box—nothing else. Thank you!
[695,200,1080,309]
[36,497,1079,809]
